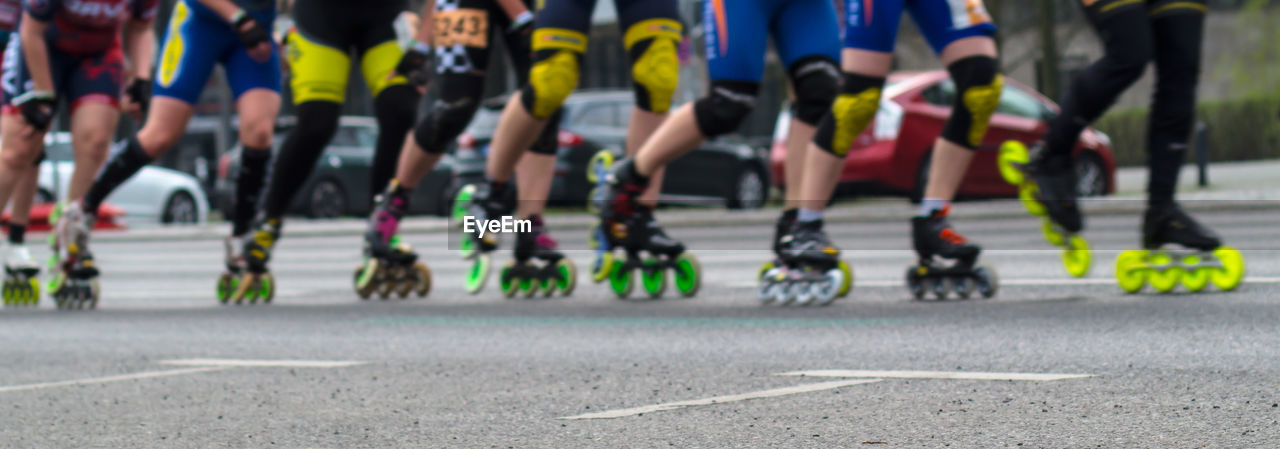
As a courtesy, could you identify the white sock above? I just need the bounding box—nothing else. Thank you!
[797,209,824,223]
[918,198,949,217]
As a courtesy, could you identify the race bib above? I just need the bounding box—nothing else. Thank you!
[435,9,488,48]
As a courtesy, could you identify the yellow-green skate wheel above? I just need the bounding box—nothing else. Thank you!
[1210,247,1245,291]
[259,274,275,304]
[28,278,41,306]
[1041,219,1065,246]
[591,253,614,283]
[837,260,853,298]
[673,253,701,298]
[413,263,432,297]
[1115,250,1148,293]
[1063,236,1091,278]
[641,259,667,299]
[586,150,614,184]
[998,141,1029,185]
[1020,185,1046,217]
[499,263,518,298]
[1181,265,1211,292]
[2,281,11,306]
[553,258,576,296]
[757,261,774,280]
[608,261,634,299]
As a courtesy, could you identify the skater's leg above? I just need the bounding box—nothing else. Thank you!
[231,89,280,236]
[918,37,1001,214]
[1145,1,1206,208]
[82,98,193,216]
[66,103,120,203]
[9,162,40,231]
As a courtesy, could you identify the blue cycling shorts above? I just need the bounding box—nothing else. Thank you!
[702,0,841,82]
[153,0,280,104]
[844,0,998,55]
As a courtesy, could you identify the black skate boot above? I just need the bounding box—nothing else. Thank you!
[233,216,280,304]
[500,215,576,298]
[906,208,997,300]
[1115,202,1244,293]
[356,182,431,300]
[595,160,701,299]
[51,203,100,309]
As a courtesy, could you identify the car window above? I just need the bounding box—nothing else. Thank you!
[614,102,632,128]
[331,127,361,146]
[998,85,1046,119]
[923,80,955,107]
[575,103,615,127]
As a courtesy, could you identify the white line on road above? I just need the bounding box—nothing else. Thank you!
[778,369,1094,382]
[0,366,232,393]
[558,379,881,420]
[159,359,368,368]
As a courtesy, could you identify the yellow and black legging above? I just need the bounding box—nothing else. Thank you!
[261,0,418,219]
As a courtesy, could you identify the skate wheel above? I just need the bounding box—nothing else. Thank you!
[974,265,998,299]
[757,267,784,304]
[451,184,476,228]
[1041,219,1065,246]
[1020,185,1046,217]
[905,266,926,300]
[1114,250,1149,294]
[640,259,667,299]
[586,150,614,184]
[1063,236,1091,278]
[518,273,538,298]
[465,254,492,295]
[672,253,701,298]
[997,141,1029,186]
[952,276,973,299]
[1210,247,1245,291]
[1181,266,1211,292]
[608,260,634,299]
[836,260,853,298]
[553,258,576,297]
[498,263,519,298]
[29,278,41,307]
[591,252,614,283]
[814,268,845,306]
[928,276,949,300]
[412,263,432,297]
[794,282,816,306]
[1146,252,1180,293]
[395,267,415,299]
[354,263,377,300]
[88,278,100,309]
[458,236,477,260]
[217,273,236,304]
[757,261,775,281]
[258,274,274,304]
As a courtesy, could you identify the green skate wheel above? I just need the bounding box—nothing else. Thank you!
[1114,250,1148,293]
[837,260,853,298]
[458,236,477,260]
[217,273,236,304]
[640,259,667,299]
[1063,236,1091,278]
[1146,252,1180,293]
[608,261,634,299]
[413,263,432,297]
[997,141,1029,185]
[1181,264,1211,292]
[259,274,275,304]
[1210,247,1245,291]
[518,273,538,298]
[553,258,576,296]
[465,254,492,295]
[757,261,775,280]
[451,184,476,228]
[1041,219,1065,246]
[672,253,701,298]
[591,253,614,283]
[1019,185,1046,217]
[499,263,518,298]
[586,150,614,184]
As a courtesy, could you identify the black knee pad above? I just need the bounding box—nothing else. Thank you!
[529,108,564,156]
[788,56,839,126]
[941,56,1003,149]
[413,96,481,154]
[812,72,885,156]
[693,81,759,138]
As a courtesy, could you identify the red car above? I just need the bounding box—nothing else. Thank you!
[770,71,1116,201]
[2,203,126,233]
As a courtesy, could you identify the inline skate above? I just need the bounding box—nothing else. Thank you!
[216,235,247,304]
[997,141,1090,277]
[905,208,998,300]
[354,185,432,300]
[456,182,513,294]
[1114,203,1244,293]
[3,243,40,307]
[232,218,278,304]
[498,215,576,298]
[758,219,850,306]
[594,159,700,299]
[48,203,100,309]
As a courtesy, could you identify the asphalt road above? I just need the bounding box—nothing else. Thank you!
[1,207,1278,448]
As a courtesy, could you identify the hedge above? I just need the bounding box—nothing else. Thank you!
[1092,94,1280,167]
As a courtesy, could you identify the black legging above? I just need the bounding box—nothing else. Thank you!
[1044,0,1205,206]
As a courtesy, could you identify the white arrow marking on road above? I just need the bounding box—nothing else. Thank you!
[159,359,368,368]
[558,379,882,420]
[0,366,233,393]
[778,370,1094,381]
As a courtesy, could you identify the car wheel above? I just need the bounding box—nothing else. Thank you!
[307,179,347,219]
[1074,153,1107,197]
[726,164,767,210]
[162,191,199,224]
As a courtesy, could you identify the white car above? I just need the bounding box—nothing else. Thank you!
[38,132,209,225]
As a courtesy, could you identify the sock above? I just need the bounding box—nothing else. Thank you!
[7,224,25,244]
[234,147,271,236]
[797,208,824,223]
[84,136,153,216]
[918,198,949,217]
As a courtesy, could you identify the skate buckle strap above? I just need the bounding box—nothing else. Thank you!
[940,228,967,245]
[534,233,557,250]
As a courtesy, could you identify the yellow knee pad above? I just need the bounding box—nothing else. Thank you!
[829,87,881,157]
[287,31,352,104]
[525,28,587,119]
[960,74,1003,147]
[625,18,682,114]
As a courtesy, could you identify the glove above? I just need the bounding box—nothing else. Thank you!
[232,11,270,49]
[13,90,56,131]
[395,41,432,87]
[126,78,151,117]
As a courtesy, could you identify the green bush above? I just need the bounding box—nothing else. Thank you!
[1093,94,1280,166]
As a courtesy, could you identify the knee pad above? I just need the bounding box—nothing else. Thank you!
[788,57,839,126]
[625,18,682,114]
[692,81,759,138]
[520,27,587,119]
[941,56,1003,149]
[414,96,480,154]
[813,72,885,156]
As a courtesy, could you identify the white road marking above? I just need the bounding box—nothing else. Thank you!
[726,276,1280,289]
[778,369,1094,382]
[0,366,232,393]
[558,379,881,420]
[159,359,368,368]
